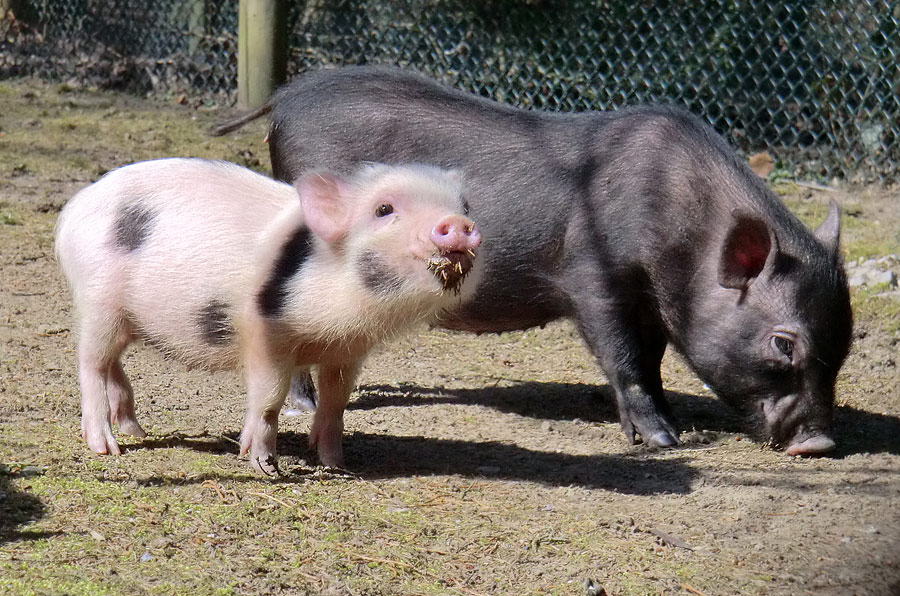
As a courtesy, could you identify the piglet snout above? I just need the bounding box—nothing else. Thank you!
[427,214,481,292]
[431,214,482,253]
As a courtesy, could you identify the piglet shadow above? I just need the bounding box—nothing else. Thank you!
[125,433,239,455]
[0,465,56,545]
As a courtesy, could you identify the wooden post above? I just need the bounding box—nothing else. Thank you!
[0,0,19,20]
[238,0,287,109]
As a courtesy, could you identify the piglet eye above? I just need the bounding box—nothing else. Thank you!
[375,203,394,218]
[772,335,794,359]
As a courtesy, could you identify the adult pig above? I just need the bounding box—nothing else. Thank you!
[215,66,852,455]
[55,158,482,473]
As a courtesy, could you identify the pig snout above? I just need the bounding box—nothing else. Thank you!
[761,395,836,456]
[426,215,481,292]
[430,214,482,254]
[785,430,836,457]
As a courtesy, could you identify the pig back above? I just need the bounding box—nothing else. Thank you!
[268,67,604,331]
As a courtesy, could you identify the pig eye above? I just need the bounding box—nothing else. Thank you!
[772,334,794,360]
[461,199,470,215]
[375,203,394,218]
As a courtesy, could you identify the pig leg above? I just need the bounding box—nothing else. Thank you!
[286,367,318,413]
[107,361,147,437]
[240,346,291,475]
[308,361,363,468]
[76,315,131,455]
[571,291,679,447]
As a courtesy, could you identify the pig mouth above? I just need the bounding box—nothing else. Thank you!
[427,249,476,293]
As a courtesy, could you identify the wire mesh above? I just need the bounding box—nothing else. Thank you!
[2,0,898,182]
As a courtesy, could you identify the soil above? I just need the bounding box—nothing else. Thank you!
[1,78,898,596]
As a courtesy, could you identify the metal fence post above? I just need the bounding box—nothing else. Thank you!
[238,0,287,108]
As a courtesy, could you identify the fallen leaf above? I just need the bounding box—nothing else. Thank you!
[748,152,774,177]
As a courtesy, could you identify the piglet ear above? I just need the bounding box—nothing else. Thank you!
[813,200,841,259]
[294,172,350,244]
[718,211,774,290]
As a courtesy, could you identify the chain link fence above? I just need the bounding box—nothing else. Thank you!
[2,1,898,182]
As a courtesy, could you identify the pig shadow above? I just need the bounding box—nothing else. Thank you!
[832,405,900,458]
[351,382,900,457]
[0,467,57,546]
[278,431,698,495]
[352,381,746,434]
[124,431,697,495]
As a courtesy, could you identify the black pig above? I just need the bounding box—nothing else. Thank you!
[215,66,852,455]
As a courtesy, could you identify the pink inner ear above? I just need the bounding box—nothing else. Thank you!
[719,215,772,289]
[733,232,770,276]
[295,173,350,244]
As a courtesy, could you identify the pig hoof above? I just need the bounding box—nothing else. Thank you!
[646,431,680,448]
[287,373,317,413]
[786,435,835,456]
[252,453,281,476]
[284,395,317,415]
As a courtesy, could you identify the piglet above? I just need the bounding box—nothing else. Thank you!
[55,158,482,473]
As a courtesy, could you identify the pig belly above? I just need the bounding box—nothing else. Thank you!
[438,270,571,333]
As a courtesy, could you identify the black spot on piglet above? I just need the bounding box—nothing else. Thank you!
[258,226,314,318]
[357,250,405,296]
[198,299,235,345]
[113,201,157,251]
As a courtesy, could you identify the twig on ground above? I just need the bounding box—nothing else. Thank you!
[682,583,710,596]
[247,491,292,508]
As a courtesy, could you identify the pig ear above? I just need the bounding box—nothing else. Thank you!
[718,211,775,290]
[813,200,841,259]
[294,172,351,244]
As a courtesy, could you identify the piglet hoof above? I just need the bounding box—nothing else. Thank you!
[82,425,121,456]
[251,452,281,476]
[309,430,346,469]
[116,417,147,438]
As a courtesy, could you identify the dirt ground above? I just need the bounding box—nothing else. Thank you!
[1,79,899,596]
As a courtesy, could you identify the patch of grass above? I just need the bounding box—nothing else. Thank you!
[0,575,115,596]
[0,79,269,188]
[1,212,22,225]
[852,288,900,334]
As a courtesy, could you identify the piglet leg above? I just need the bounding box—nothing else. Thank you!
[309,361,363,468]
[240,337,291,475]
[78,353,120,455]
[107,361,146,437]
[76,315,129,455]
